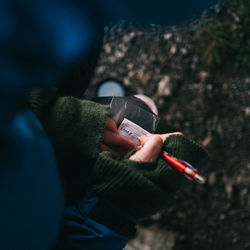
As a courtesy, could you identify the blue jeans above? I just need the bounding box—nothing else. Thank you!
[56,193,130,250]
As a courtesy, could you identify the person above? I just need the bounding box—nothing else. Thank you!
[28,87,208,250]
[1,1,211,249]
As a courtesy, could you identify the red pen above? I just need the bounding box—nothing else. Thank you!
[161,151,206,184]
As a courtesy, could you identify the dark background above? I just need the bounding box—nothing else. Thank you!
[124,0,219,25]
[86,0,250,249]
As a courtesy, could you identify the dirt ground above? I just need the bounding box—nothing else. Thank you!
[85,1,250,249]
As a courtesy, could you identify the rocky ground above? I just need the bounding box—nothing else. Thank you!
[85,0,250,249]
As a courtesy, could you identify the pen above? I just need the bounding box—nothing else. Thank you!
[161,151,206,184]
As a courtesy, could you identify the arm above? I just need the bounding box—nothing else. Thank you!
[28,90,208,249]
[57,133,208,250]
[28,89,134,204]
[91,133,207,220]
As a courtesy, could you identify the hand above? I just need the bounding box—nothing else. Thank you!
[101,117,135,153]
[129,132,182,162]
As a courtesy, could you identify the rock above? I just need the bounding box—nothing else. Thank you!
[169,44,177,55]
[164,33,172,40]
[157,76,171,96]
[125,226,176,250]
[86,1,250,249]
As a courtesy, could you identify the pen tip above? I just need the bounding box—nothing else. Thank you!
[195,174,206,184]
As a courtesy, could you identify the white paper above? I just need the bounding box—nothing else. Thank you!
[118,118,149,147]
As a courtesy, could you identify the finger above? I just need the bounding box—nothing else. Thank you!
[102,130,135,150]
[105,117,118,134]
[130,134,163,162]
[140,134,154,145]
[100,144,113,152]
[159,132,183,143]
[101,143,132,154]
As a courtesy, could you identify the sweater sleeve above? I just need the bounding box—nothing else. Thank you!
[90,134,208,220]
[28,89,110,203]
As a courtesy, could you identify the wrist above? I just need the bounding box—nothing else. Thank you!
[163,134,209,166]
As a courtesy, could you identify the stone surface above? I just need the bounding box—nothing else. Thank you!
[85,0,250,249]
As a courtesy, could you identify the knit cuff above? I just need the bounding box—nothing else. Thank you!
[46,97,109,160]
[40,97,109,204]
[140,134,208,192]
[91,135,208,219]
[91,151,170,219]
[163,134,209,167]
[27,87,58,120]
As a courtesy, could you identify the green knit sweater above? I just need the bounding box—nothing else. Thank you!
[28,88,208,219]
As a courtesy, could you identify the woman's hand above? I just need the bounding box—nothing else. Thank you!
[129,132,182,162]
[101,117,182,159]
[101,117,135,153]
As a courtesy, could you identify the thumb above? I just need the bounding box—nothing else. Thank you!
[140,133,153,145]
[130,134,163,162]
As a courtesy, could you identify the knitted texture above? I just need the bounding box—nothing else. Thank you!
[28,89,208,218]
[28,90,109,203]
[91,134,208,219]
[28,87,58,119]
